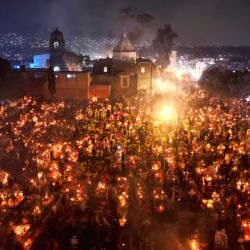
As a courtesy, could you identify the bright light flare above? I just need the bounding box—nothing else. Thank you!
[190,239,199,250]
[119,217,127,227]
[157,105,177,123]
[155,78,177,93]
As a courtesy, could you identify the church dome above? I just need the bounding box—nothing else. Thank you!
[113,30,135,52]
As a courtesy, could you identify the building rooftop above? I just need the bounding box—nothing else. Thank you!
[51,27,63,36]
[113,30,135,53]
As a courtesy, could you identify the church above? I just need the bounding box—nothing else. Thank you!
[92,29,158,97]
[113,29,137,62]
[30,28,83,71]
[49,28,82,71]
[17,28,158,100]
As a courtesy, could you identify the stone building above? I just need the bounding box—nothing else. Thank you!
[8,28,158,100]
[92,58,137,98]
[137,58,155,92]
[12,70,91,100]
[92,29,157,97]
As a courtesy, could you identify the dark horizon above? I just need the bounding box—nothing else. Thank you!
[0,0,250,46]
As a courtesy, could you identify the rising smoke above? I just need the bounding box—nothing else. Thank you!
[118,8,155,45]
[152,24,177,68]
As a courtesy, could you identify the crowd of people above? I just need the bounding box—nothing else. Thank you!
[0,85,249,250]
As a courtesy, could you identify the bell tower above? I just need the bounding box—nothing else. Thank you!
[49,28,66,71]
[49,28,65,53]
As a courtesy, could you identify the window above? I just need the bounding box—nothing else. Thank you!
[67,74,76,79]
[121,77,129,88]
[141,67,145,73]
[104,66,108,73]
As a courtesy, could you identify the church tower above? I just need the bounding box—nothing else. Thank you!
[113,28,137,62]
[49,28,66,71]
[49,27,65,53]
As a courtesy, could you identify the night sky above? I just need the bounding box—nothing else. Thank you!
[1,0,250,45]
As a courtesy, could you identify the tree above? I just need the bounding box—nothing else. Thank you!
[199,66,250,98]
[152,24,177,68]
[0,58,27,98]
[240,74,250,98]
[80,54,93,70]
[0,57,11,82]
[48,66,56,97]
